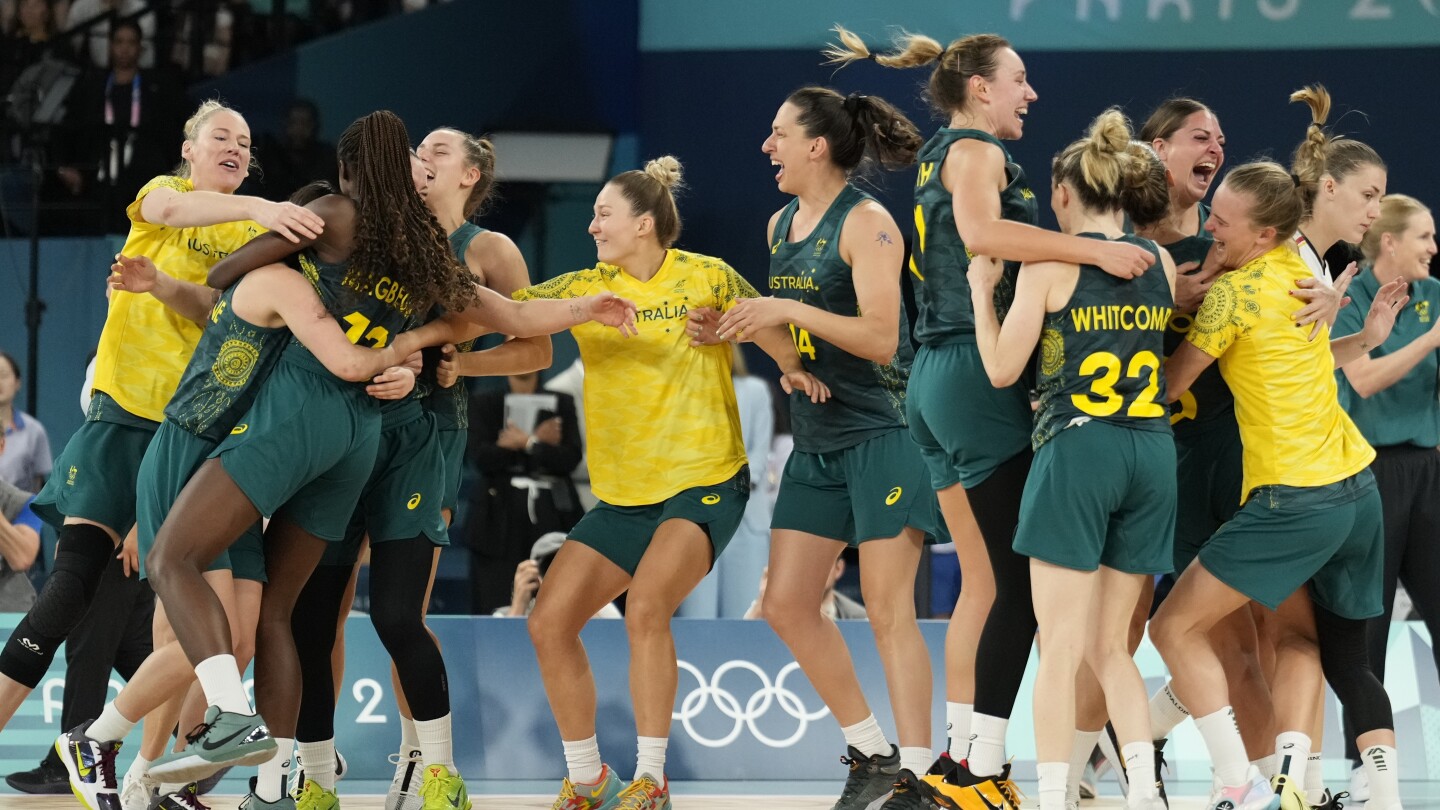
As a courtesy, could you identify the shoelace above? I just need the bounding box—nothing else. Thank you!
[1320,790,1350,810]
[616,777,663,810]
[95,743,121,789]
[174,785,209,810]
[420,769,456,807]
[837,754,873,800]
[180,718,216,747]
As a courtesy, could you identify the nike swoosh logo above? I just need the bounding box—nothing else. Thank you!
[200,724,256,751]
[74,744,92,778]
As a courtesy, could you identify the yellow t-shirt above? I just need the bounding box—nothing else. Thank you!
[514,249,760,506]
[91,176,265,423]
[1186,244,1374,502]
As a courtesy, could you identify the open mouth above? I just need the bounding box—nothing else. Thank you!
[219,159,239,171]
[771,159,784,183]
[1192,161,1217,188]
[1015,108,1028,128]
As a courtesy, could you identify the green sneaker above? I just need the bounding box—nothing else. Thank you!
[419,764,470,810]
[295,779,340,810]
[548,764,623,810]
[240,777,298,810]
[149,706,277,783]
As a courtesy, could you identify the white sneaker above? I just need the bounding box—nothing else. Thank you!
[120,768,160,810]
[1348,766,1370,804]
[386,748,425,810]
[56,723,122,810]
[289,748,348,796]
[1210,770,1281,810]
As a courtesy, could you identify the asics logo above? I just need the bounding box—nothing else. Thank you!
[701,494,721,505]
[885,486,903,505]
[19,637,41,653]
[674,660,829,748]
[407,493,422,510]
[230,424,249,435]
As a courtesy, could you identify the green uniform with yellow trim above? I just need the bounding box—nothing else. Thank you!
[135,281,284,582]
[1013,234,1175,573]
[765,184,936,544]
[1159,208,1245,572]
[905,129,1039,489]
[210,247,417,542]
[419,222,485,515]
[33,175,263,533]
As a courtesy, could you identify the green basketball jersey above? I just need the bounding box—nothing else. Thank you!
[768,184,912,454]
[418,222,486,431]
[911,129,1040,344]
[1033,234,1174,448]
[1157,205,1236,437]
[164,281,289,443]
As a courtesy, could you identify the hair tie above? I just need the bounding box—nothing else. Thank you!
[843,93,866,116]
[865,51,879,62]
[1290,173,1303,188]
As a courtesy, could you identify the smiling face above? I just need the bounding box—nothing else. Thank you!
[1153,109,1225,205]
[1205,183,1278,269]
[417,129,478,210]
[589,182,651,266]
[1383,210,1438,282]
[1318,163,1387,244]
[762,101,818,195]
[979,47,1037,140]
[181,109,251,193]
[409,151,433,195]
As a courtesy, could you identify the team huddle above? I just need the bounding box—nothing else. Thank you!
[0,19,1434,810]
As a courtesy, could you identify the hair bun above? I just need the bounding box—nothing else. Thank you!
[644,156,684,190]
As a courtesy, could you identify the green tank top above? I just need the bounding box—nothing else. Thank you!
[164,282,290,443]
[1033,234,1174,448]
[286,248,425,426]
[1157,205,1236,438]
[911,129,1040,344]
[418,222,486,432]
[768,184,912,454]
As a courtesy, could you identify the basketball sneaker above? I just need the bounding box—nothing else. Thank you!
[387,748,425,810]
[883,769,955,809]
[614,775,671,810]
[239,776,297,810]
[548,763,623,810]
[291,749,347,797]
[834,745,901,810]
[1347,763,1369,804]
[295,778,340,810]
[1310,789,1348,810]
[155,783,209,810]
[56,721,122,810]
[1209,771,1282,810]
[418,764,470,810]
[119,767,160,810]
[929,759,1023,810]
[149,706,277,782]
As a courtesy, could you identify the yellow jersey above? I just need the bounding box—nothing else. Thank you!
[1186,244,1374,502]
[514,249,760,506]
[91,176,264,423]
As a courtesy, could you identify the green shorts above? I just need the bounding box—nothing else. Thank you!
[1173,418,1244,573]
[437,428,467,514]
[907,340,1032,490]
[213,360,382,542]
[1014,421,1176,574]
[32,415,158,534]
[568,467,750,576]
[771,429,938,545]
[1198,469,1384,618]
[135,421,267,582]
[322,413,450,568]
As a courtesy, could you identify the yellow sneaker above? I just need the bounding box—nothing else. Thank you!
[294,779,339,810]
[1273,774,1309,810]
[549,764,623,810]
[418,764,469,810]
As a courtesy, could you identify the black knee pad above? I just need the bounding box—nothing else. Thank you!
[0,524,113,687]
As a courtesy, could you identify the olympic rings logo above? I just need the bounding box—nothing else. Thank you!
[673,659,830,748]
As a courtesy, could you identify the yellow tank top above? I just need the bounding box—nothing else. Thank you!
[91,176,265,423]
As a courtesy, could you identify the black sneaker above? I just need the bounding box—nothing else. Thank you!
[883,769,954,809]
[834,744,901,810]
[1311,789,1350,810]
[195,765,232,796]
[1154,738,1170,808]
[156,782,209,810]
[5,747,70,794]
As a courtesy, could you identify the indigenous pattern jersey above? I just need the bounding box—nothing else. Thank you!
[419,222,487,431]
[164,282,289,443]
[1033,235,1173,448]
[768,184,911,454]
[1159,206,1236,436]
[1187,244,1374,501]
[910,129,1039,343]
[92,175,265,421]
[514,249,757,506]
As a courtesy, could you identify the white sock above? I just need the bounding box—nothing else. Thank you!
[1123,741,1159,803]
[1195,708,1249,788]
[1275,732,1311,786]
[126,754,152,783]
[416,714,454,770]
[256,738,293,802]
[634,736,667,782]
[968,713,1009,778]
[1306,753,1326,797]
[840,714,891,759]
[900,747,932,777]
[86,701,138,743]
[297,739,337,790]
[400,714,420,754]
[1068,729,1103,806]
[563,736,603,785]
[1361,745,1400,810]
[1038,762,1069,810]
[1255,755,1278,780]
[947,702,974,758]
[1148,683,1190,741]
[193,654,252,715]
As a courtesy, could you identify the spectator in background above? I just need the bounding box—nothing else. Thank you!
[744,558,866,621]
[65,0,152,69]
[1,0,67,92]
[250,98,336,201]
[0,351,51,491]
[56,18,185,232]
[679,344,775,618]
[493,532,621,619]
[467,370,583,614]
[0,430,40,611]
